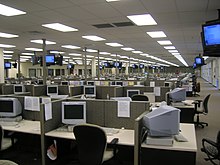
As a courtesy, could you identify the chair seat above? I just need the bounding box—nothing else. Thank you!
[0,160,18,165]
[204,146,219,157]
[102,149,114,162]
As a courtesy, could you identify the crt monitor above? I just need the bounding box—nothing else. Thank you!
[37,79,43,85]
[142,105,180,137]
[87,81,95,86]
[47,85,58,95]
[169,88,186,102]
[0,97,22,117]
[127,89,140,98]
[84,86,96,97]
[115,81,123,86]
[62,101,86,125]
[14,84,26,94]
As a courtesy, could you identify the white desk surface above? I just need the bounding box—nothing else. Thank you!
[45,128,134,146]
[2,120,41,135]
[151,100,194,109]
[141,123,197,152]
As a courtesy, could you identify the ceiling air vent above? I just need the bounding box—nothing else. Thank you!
[93,23,114,28]
[113,22,134,27]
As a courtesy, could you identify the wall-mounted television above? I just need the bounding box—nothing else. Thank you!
[193,62,197,69]
[201,21,220,56]
[195,56,205,66]
[4,62,11,69]
[139,64,144,69]
[132,64,138,69]
[46,54,55,64]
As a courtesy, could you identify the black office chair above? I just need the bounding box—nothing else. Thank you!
[73,124,118,165]
[0,125,18,165]
[193,94,211,128]
[131,94,149,101]
[201,130,220,165]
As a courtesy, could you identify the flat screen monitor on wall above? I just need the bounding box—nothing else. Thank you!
[62,101,86,125]
[0,97,22,117]
[195,56,205,66]
[4,62,11,69]
[46,54,55,64]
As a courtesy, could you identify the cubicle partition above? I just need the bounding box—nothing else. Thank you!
[0,83,5,94]
[58,85,70,95]
[2,84,14,95]
[96,86,124,99]
[69,86,83,96]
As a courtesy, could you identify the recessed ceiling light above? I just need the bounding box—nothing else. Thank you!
[99,52,110,55]
[132,50,143,54]
[4,57,12,60]
[157,40,172,45]
[0,4,26,16]
[105,43,123,47]
[20,56,32,59]
[87,55,94,58]
[0,32,18,38]
[25,48,42,51]
[3,55,12,57]
[171,53,180,55]
[30,40,56,45]
[22,52,35,55]
[82,35,105,41]
[106,0,120,2]
[50,50,65,54]
[146,31,167,38]
[0,44,16,48]
[83,49,98,53]
[3,50,14,53]
[127,14,157,26]
[168,50,178,53]
[121,47,134,51]
[164,46,176,49]
[69,53,81,56]
[63,56,70,59]
[62,45,81,49]
[42,23,78,32]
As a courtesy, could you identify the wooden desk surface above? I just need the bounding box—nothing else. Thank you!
[45,127,134,146]
[2,120,41,135]
[141,123,197,152]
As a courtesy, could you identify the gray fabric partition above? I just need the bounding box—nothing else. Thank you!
[24,85,34,96]
[104,100,150,129]
[69,86,83,96]
[155,87,170,102]
[0,83,5,95]
[58,85,70,95]
[2,85,14,95]
[96,86,121,99]
[33,85,47,96]
[123,86,153,96]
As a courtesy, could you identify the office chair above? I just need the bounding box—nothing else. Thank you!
[201,130,220,165]
[73,124,118,165]
[131,94,149,101]
[193,94,211,128]
[0,125,18,165]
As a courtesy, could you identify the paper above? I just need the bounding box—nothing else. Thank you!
[150,81,155,87]
[117,101,130,118]
[42,98,52,121]
[154,87,161,96]
[24,96,40,111]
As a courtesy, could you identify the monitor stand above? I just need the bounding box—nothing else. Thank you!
[0,115,22,122]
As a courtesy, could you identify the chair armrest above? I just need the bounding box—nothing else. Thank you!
[109,138,119,156]
[202,138,218,148]
[110,138,119,145]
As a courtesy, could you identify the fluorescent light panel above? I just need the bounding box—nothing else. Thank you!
[82,35,105,41]
[50,50,65,54]
[0,44,16,48]
[164,46,176,50]
[42,23,78,32]
[22,52,35,55]
[168,50,178,53]
[121,47,134,51]
[105,43,123,47]
[25,48,42,51]
[30,40,56,45]
[62,45,80,49]
[127,14,157,26]
[147,31,166,38]
[3,50,14,53]
[106,0,120,2]
[0,32,18,38]
[132,50,143,54]
[157,40,172,45]
[69,53,81,56]
[0,4,26,16]
[99,52,110,55]
[84,49,98,53]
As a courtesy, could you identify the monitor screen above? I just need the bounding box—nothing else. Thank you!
[193,62,197,69]
[115,81,123,86]
[195,56,205,66]
[38,79,43,85]
[67,63,74,69]
[139,64,144,69]
[4,62,11,69]
[14,84,25,94]
[87,81,95,86]
[47,85,58,95]
[164,82,170,87]
[132,64,138,69]
[62,101,86,125]
[84,86,96,97]
[46,55,55,64]
[203,23,220,46]
[0,98,22,117]
[61,81,69,85]
[142,105,180,137]
[169,88,186,102]
[127,89,140,98]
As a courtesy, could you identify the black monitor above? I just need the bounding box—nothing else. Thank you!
[127,89,140,98]
[46,54,55,65]
[195,56,205,66]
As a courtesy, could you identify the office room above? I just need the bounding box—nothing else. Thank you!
[0,0,220,165]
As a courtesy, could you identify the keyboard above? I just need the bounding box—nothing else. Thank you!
[0,121,19,126]
[101,127,119,135]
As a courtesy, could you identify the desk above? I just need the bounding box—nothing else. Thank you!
[45,127,134,146]
[141,123,197,165]
[1,120,41,135]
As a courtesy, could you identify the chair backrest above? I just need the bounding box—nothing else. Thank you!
[203,94,211,114]
[131,94,149,101]
[0,125,2,150]
[73,124,107,165]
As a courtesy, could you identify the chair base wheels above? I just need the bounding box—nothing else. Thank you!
[194,122,208,128]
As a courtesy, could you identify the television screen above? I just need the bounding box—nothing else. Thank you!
[113,62,122,68]
[139,64,144,69]
[195,57,205,65]
[67,63,74,69]
[62,101,86,125]
[104,62,112,68]
[46,54,55,64]
[193,63,197,69]
[4,62,11,69]
[132,64,138,69]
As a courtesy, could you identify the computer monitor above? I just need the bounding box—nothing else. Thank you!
[142,105,180,137]
[47,85,58,96]
[115,81,123,86]
[127,89,140,98]
[37,79,43,85]
[84,86,96,97]
[62,101,86,125]
[169,88,186,102]
[14,84,26,94]
[0,97,22,117]
[87,81,95,86]
[61,81,69,85]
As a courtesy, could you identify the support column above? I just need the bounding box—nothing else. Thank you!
[17,54,21,83]
[42,39,47,85]
[97,50,100,80]
[0,48,4,83]
[84,47,87,83]
[91,58,96,78]
[125,62,129,75]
